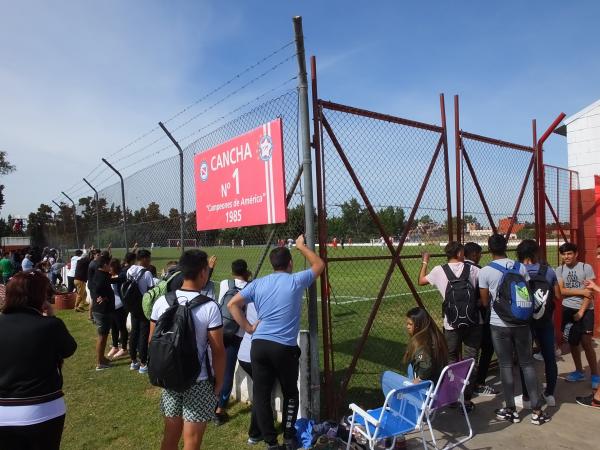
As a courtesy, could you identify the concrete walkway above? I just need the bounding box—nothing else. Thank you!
[407,341,598,449]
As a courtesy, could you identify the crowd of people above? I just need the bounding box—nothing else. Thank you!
[416,234,599,427]
[1,232,599,449]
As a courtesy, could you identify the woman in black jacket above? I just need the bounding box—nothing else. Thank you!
[0,271,77,450]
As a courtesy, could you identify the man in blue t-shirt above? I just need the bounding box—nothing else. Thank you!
[228,234,325,450]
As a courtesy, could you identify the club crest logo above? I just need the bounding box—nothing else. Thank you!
[199,161,209,182]
[259,135,273,161]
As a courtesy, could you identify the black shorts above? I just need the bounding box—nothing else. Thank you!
[92,312,111,336]
[562,307,594,344]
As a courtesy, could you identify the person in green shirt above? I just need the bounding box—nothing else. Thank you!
[0,253,14,284]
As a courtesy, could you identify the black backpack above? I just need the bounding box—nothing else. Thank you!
[528,265,554,323]
[220,280,242,339]
[121,269,148,318]
[489,262,533,325]
[147,291,212,392]
[442,264,479,328]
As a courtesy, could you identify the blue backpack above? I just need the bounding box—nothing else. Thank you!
[489,261,533,325]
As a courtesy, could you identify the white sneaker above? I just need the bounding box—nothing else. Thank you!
[543,393,556,407]
[113,348,128,359]
[533,352,544,361]
[514,394,531,409]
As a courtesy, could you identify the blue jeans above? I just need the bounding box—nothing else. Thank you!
[218,335,242,409]
[521,321,557,397]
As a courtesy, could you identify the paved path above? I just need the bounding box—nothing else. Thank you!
[406,341,598,449]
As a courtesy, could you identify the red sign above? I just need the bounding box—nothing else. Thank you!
[194,118,287,231]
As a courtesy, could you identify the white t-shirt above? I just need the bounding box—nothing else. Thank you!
[479,258,530,328]
[150,290,223,382]
[425,262,480,330]
[218,278,249,338]
[127,265,155,295]
[0,397,65,426]
[67,255,81,277]
[238,302,258,363]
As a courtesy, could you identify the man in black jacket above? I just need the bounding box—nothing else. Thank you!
[91,253,115,371]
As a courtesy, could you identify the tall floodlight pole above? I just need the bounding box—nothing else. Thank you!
[293,15,320,420]
[83,178,100,248]
[101,158,128,250]
[159,121,185,254]
[61,192,80,250]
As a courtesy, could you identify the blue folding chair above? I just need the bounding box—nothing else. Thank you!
[346,372,434,450]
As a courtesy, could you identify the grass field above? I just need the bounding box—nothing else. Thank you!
[57,241,561,446]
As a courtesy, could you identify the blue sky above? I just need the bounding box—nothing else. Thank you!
[1,0,599,218]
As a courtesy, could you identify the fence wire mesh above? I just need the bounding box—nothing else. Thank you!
[49,89,302,278]
[460,136,535,243]
[543,165,581,265]
[316,101,451,410]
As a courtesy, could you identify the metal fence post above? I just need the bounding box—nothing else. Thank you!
[83,178,100,248]
[293,15,320,420]
[158,121,185,254]
[101,158,128,251]
[537,112,566,262]
[453,95,462,243]
[61,191,80,250]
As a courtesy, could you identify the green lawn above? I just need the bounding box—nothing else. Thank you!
[60,241,561,432]
[57,309,252,449]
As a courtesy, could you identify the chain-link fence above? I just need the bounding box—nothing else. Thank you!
[543,164,581,265]
[459,132,536,244]
[313,96,452,414]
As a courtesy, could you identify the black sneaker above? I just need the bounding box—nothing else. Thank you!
[576,394,600,409]
[459,401,475,415]
[213,412,229,426]
[284,437,300,450]
[531,410,551,425]
[495,407,520,423]
[265,444,284,450]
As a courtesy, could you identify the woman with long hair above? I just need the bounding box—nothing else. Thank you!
[0,271,77,449]
[404,307,448,382]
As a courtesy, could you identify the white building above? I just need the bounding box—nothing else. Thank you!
[563,98,600,191]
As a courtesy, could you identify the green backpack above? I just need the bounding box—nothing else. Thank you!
[142,271,181,320]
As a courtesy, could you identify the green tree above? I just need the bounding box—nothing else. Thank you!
[0,151,16,212]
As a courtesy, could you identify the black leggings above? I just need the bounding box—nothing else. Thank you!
[250,339,300,445]
[129,315,149,364]
[0,414,65,450]
[111,307,128,349]
[239,360,262,441]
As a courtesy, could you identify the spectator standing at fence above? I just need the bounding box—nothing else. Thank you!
[418,241,481,411]
[127,250,155,374]
[150,249,225,450]
[67,250,82,293]
[107,258,128,360]
[228,234,325,450]
[21,253,34,273]
[0,252,13,284]
[74,249,93,313]
[515,239,560,407]
[86,250,103,320]
[236,301,261,445]
[464,242,498,397]
[214,259,251,426]
[479,234,549,425]
[575,278,600,408]
[50,258,66,287]
[90,253,115,371]
[556,242,599,388]
[0,271,77,450]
